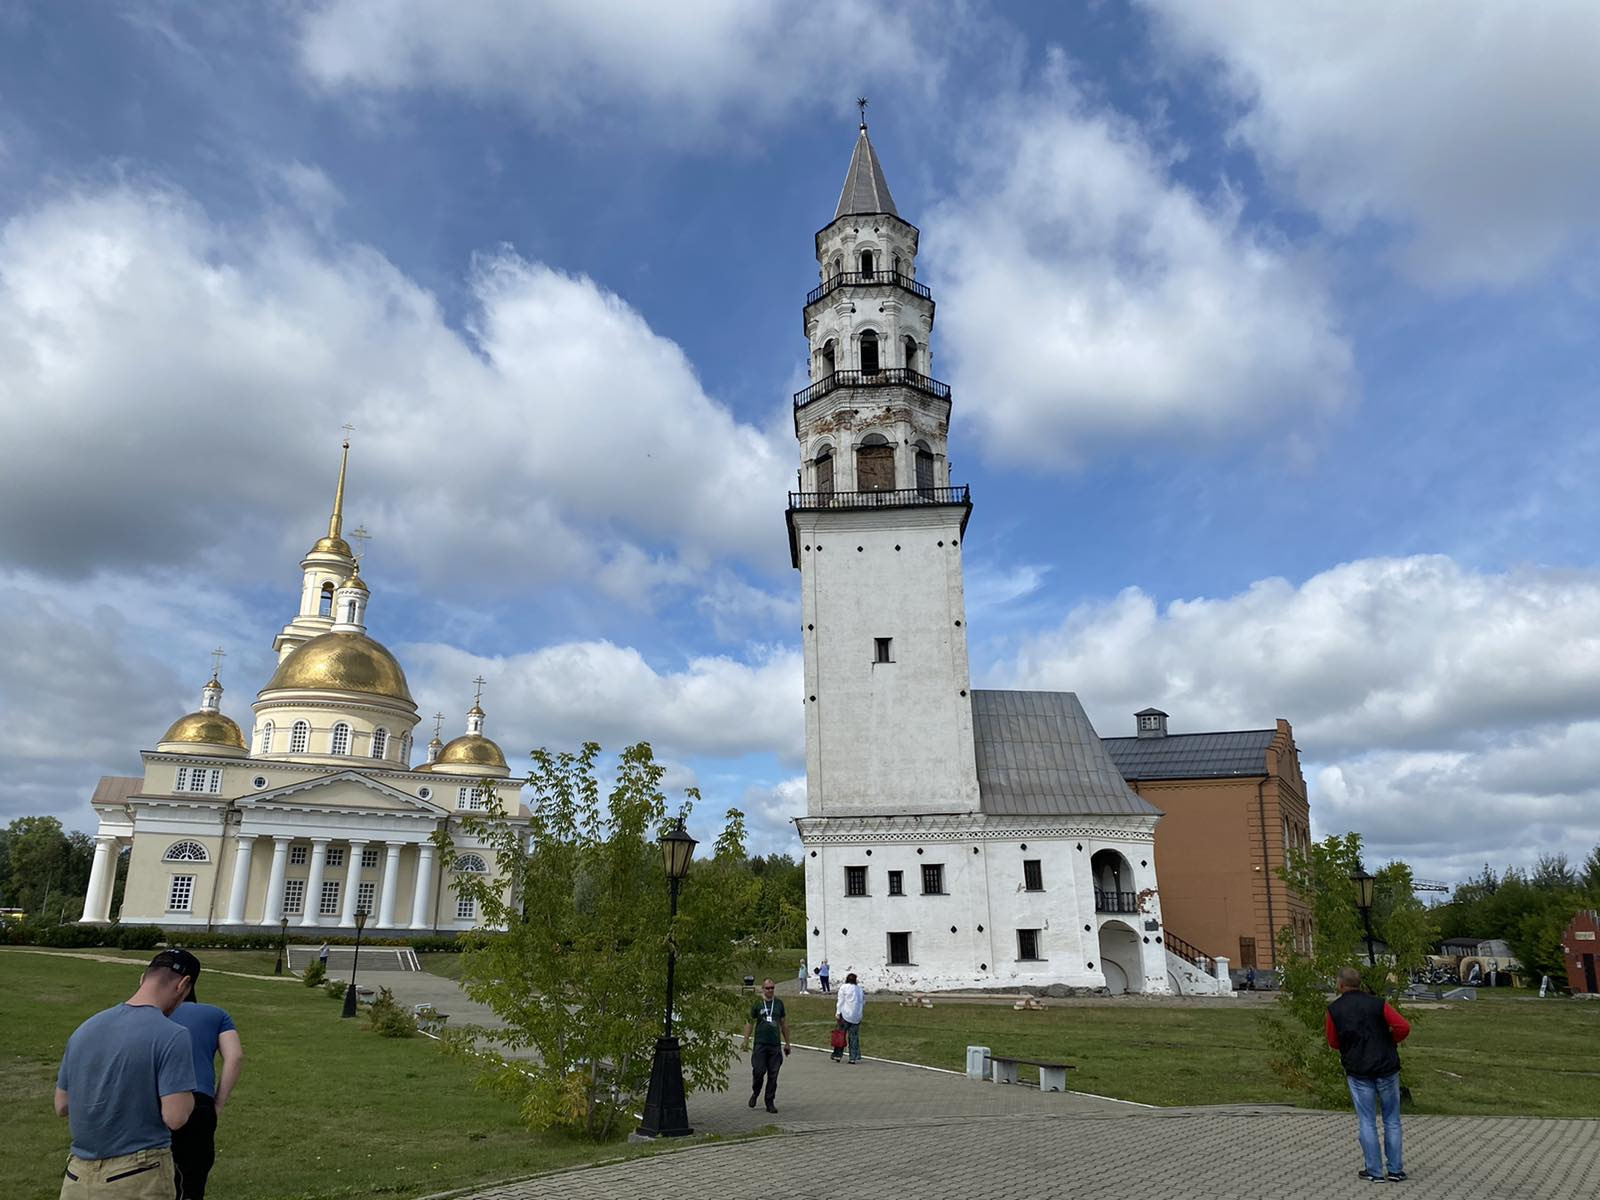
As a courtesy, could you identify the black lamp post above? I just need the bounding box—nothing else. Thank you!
[1351,867,1377,967]
[636,818,697,1139]
[341,909,368,1018]
[274,916,289,976]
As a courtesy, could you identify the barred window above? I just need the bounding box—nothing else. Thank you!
[289,844,308,866]
[290,721,310,753]
[283,878,306,914]
[921,863,945,895]
[319,880,341,916]
[1023,860,1044,891]
[331,723,351,755]
[361,848,380,870]
[356,880,377,915]
[326,847,345,868]
[168,875,195,912]
[456,895,477,921]
[260,721,274,753]
[457,787,488,811]
[163,841,209,863]
[1018,928,1042,961]
[845,865,868,897]
[887,870,904,896]
[371,728,388,758]
[454,853,488,873]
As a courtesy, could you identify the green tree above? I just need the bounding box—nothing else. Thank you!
[0,817,94,921]
[1261,833,1435,1106]
[441,742,757,1140]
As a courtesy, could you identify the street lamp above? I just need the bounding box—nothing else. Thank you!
[1350,867,1377,967]
[274,916,289,976]
[341,909,369,1018]
[637,817,698,1138]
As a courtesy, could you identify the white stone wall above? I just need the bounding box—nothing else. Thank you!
[795,506,978,818]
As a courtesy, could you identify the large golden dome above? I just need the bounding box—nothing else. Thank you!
[161,711,247,751]
[264,631,414,703]
[310,535,353,556]
[434,734,508,771]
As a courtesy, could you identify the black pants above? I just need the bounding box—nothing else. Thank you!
[171,1092,216,1199]
[751,1043,783,1105]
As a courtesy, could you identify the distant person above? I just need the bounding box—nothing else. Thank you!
[797,961,808,994]
[167,958,244,1199]
[1325,966,1410,1183]
[1246,966,1256,991]
[54,949,199,1198]
[317,943,329,973]
[834,972,866,1064]
[818,959,830,993]
[741,978,791,1114]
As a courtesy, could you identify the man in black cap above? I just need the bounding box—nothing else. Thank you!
[167,951,244,1199]
[55,950,198,1197]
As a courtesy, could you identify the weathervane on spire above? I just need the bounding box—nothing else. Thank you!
[857,96,868,128]
[209,647,226,680]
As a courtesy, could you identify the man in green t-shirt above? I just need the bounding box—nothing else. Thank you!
[741,979,791,1113]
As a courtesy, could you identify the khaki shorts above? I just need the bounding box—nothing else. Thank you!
[60,1148,175,1199]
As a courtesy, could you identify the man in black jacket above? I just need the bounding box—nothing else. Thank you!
[1325,967,1411,1182]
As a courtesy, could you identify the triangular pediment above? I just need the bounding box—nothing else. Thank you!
[245,770,445,814]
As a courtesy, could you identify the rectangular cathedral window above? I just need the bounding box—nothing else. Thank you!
[845,865,868,897]
[457,895,477,921]
[326,847,345,868]
[1018,928,1042,961]
[357,881,377,916]
[283,879,306,915]
[320,881,341,916]
[361,848,380,870]
[921,863,944,895]
[168,875,194,912]
[887,870,904,896]
[289,845,308,866]
[874,637,893,664]
[887,931,912,965]
[1023,860,1044,891]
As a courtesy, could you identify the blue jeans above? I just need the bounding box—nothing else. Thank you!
[1347,1072,1403,1177]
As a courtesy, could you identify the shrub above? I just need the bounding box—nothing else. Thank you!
[112,925,165,950]
[18,923,108,949]
[325,978,348,1000]
[367,987,417,1038]
[302,961,327,988]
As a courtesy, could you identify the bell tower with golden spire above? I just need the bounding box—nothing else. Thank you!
[274,433,359,661]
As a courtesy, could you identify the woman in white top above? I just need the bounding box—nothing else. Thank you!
[833,972,866,1064]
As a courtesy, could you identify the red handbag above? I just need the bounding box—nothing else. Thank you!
[830,1026,847,1050]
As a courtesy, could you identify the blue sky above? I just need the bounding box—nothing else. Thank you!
[3,2,1599,884]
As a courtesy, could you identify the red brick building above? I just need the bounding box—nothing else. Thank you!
[1562,910,1599,994]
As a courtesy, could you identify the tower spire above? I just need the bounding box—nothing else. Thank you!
[834,110,898,220]
[329,425,353,540]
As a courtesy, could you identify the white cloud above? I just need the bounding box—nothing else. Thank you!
[739,775,807,857]
[928,55,1352,467]
[0,184,789,590]
[999,554,1600,877]
[296,0,942,136]
[1142,1,1600,286]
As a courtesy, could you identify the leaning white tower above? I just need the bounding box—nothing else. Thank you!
[789,114,980,822]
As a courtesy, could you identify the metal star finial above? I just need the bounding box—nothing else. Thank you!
[857,96,868,127]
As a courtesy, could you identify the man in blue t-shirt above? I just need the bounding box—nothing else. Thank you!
[55,949,199,1198]
[167,955,243,1200]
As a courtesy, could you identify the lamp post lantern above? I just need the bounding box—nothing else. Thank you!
[1350,867,1377,967]
[274,916,289,976]
[341,909,369,1018]
[637,817,697,1138]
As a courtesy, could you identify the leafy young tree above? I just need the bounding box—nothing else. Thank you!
[441,742,758,1140]
[0,817,94,921]
[1261,833,1435,1107]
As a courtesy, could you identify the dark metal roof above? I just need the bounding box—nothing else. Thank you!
[1102,729,1276,781]
[971,690,1162,818]
[835,124,899,219]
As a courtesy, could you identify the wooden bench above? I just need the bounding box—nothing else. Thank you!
[989,1053,1076,1092]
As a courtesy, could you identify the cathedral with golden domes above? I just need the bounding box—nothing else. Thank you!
[78,442,524,933]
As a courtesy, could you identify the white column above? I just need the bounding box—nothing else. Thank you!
[79,835,117,923]
[410,842,436,929]
[225,835,256,924]
[301,838,331,926]
[262,836,292,924]
[340,840,368,927]
[377,842,402,929]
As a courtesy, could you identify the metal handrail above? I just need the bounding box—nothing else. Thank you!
[1163,930,1210,968]
[806,269,932,306]
[788,485,970,511]
[1093,889,1140,915]
[793,368,952,409]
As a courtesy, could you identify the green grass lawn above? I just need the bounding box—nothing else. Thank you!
[779,992,1600,1117]
[0,950,660,1200]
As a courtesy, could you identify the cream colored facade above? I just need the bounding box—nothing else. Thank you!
[81,442,526,933]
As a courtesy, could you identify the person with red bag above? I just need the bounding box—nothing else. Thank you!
[833,972,866,1064]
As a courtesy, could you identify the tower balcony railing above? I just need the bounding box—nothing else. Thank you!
[788,485,970,512]
[793,367,952,411]
[806,269,932,307]
[1094,889,1140,915]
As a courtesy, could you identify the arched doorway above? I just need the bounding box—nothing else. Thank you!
[1098,921,1142,995]
[1090,849,1136,914]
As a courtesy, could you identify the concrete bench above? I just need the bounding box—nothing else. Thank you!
[989,1053,1076,1092]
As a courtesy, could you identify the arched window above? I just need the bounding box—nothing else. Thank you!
[904,335,918,373]
[821,338,836,377]
[859,329,880,374]
[455,853,488,873]
[860,249,875,276]
[319,582,334,617]
[290,720,310,754]
[814,446,835,496]
[856,432,895,492]
[914,440,935,497]
[345,600,357,623]
[163,841,209,863]
[832,255,842,278]
[371,728,388,759]
[892,254,901,276]
[260,721,274,754]
[331,723,351,755]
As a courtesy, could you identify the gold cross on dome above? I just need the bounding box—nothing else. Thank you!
[210,647,226,678]
[472,675,487,705]
[349,524,370,564]
[433,712,446,739]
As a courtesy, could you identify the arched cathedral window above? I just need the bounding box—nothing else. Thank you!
[904,335,918,373]
[371,728,388,758]
[319,582,334,617]
[856,433,894,492]
[814,446,835,496]
[860,249,875,276]
[821,338,836,377]
[915,440,935,497]
[163,841,209,863]
[331,723,351,755]
[290,721,310,754]
[260,721,274,754]
[859,329,880,374]
[454,853,488,873]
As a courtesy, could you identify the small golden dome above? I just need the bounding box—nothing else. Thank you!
[342,573,369,593]
[434,734,508,771]
[310,536,353,556]
[263,631,414,703]
[161,711,247,751]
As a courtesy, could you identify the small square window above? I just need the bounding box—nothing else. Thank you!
[168,875,194,912]
[326,847,345,868]
[361,848,380,870]
[887,870,904,896]
[457,895,477,921]
[874,637,893,664]
[921,863,944,895]
[845,865,868,897]
[1023,859,1043,891]
[888,931,912,965]
[1018,928,1041,961]
[283,879,306,915]
[289,845,308,866]
[319,880,341,916]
